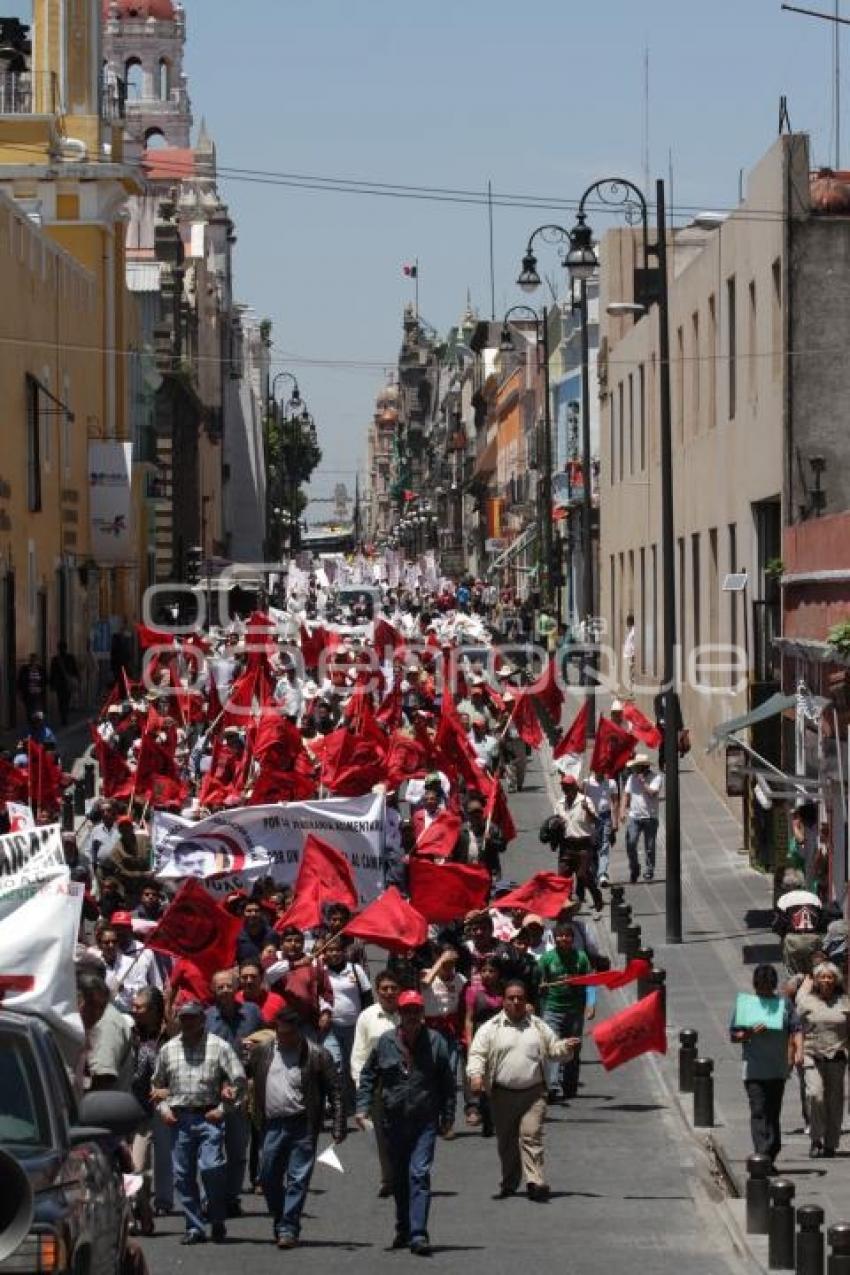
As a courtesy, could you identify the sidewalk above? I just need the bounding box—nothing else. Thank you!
[590,754,850,1265]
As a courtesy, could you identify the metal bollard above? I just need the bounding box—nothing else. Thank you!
[797,1205,824,1275]
[83,761,96,799]
[73,777,86,816]
[609,884,625,929]
[828,1223,850,1274]
[679,1029,699,1094]
[745,1154,771,1235]
[61,793,75,834]
[616,906,633,952]
[635,948,654,998]
[646,966,666,1014]
[768,1179,796,1271]
[692,1057,714,1128]
[624,924,642,961]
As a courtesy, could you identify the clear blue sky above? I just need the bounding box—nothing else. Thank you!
[10,0,847,507]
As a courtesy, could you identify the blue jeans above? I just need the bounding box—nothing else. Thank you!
[171,1111,226,1235]
[595,812,612,880]
[324,1022,357,1114]
[260,1115,316,1241]
[542,1008,584,1098]
[384,1120,437,1243]
[626,816,658,878]
[223,1108,250,1206]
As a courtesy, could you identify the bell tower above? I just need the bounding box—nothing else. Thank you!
[102,0,192,161]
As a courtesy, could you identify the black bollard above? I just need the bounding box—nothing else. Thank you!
[746,1154,771,1235]
[83,761,96,799]
[646,966,666,1014]
[61,792,74,833]
[768,1179,796,1271]
[609,884,625,929]
[828,1223,850,1274]
[679,1029,699,1094]
[616,906,633,952]
[624,924,642,961]
[73,777,86,816]
[635,948,654,999]
[692,1057,714,1128]
[797,1205,824,1275]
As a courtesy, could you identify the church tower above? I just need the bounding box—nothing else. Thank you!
[102,0,192,161]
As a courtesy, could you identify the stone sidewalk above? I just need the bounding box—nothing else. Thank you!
[568,751,850,1268]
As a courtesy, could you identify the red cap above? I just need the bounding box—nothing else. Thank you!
[110,910,134,928]
[397,990,424,1010]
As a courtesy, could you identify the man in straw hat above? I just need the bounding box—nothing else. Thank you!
[623,753,663,883]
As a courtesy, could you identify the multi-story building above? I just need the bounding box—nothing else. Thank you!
[365,383,400,547]
[0,0,142,715]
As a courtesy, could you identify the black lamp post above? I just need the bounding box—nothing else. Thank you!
[564,176,680,944]
[499,303,555,611]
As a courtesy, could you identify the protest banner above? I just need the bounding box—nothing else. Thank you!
[152,792,385,905]
[0,823,68,918]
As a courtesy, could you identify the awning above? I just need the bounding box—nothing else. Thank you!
[488,524,537,574]
[470,437,498,480]
[709,690,829,751]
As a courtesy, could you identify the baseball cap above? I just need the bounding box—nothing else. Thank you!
[110,910,134,928]
[397,990,424,1010]
[176,1000,205,1018]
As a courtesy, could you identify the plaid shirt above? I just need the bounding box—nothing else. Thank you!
[152,1030,245,1113]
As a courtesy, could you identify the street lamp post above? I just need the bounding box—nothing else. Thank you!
[499,304,553,610]
[564,176,680,944]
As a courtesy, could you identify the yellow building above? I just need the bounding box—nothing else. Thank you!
[0,0,143,724]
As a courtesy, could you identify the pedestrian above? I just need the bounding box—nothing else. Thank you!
[540,774,603,911]
[49,640,80,726]
[151,1000,246,1245]
[355,989,455,1256]
[205,968,263,1216]
[250,1007,345,1250]
[537,922,595,1101]
[128,987,169,1234]
[321,936,372,1115]
[623,754,663,883]
[420,942,467,1132]
[622,612,636,692]
[461,956,503,1135]
[350,968,400,1197]
[794,961,850,1158]
[585,769,619,888]
[730,965,800,1170]
[466,979,580,1202]
[17,652,47,723]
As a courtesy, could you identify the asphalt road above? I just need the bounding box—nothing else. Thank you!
[139,758,756,1275]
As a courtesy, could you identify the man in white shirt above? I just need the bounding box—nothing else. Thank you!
[350,969,400,1197]
[584,772,620,887]
[468,714,500,773]
[623,754,663,883]
[622,613,636,692]
[96,913,162,1013]
[467,980,578,1201]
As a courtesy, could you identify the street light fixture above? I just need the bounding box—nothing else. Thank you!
[607,302,647,317]
[565,212,598,280]
[517,249,542,293]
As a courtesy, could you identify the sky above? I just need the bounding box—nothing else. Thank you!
[8,0,848,511]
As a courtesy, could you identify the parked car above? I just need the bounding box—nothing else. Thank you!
[0,1009,146,1275]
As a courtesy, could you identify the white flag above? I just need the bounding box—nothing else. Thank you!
[316,1143,344,1173]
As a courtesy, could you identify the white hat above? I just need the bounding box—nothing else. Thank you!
[303,680,320,699]
[627,752,652,768]
[611,698,624,712]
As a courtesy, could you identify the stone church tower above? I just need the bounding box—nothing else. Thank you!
[102,0,192,161]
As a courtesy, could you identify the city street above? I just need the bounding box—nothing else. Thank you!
[138,759,753,1275]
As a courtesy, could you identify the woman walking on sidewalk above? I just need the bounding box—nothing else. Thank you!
[795,961,850,1158]
[730,965,800,1171]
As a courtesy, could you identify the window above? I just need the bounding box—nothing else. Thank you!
[159,58,170,100]
[772,259,782,380]
[708,293,717,428]
[639,547,646,673]
[0,1039,50,1149]
[727,275,737,420]
[748,280,757,399]
[691,311,700,432]
[26,375,41,512]
[628,549,635,618]
[650,543,657,676]
[638,363,646,471]
[708,527,719,682]
[618,381,624,484]
[618,552,625,653]
[610,555,616,642]
[609,395,616,485]
[676,325,685,442]
[650,352,658,461]
[124,57,143,99]
[677,536,686,675]
[691,532,701,656]
[628,373,634,475]
[728,522,738,686]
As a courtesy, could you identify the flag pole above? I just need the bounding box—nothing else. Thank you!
[415,257,419,318]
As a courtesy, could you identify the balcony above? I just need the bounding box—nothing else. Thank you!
[753,599,781,684]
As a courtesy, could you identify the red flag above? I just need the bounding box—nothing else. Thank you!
[553,701,589,760]
[413,809,462,859]
[274,834,359,932]
[319,727,385,796]
[490,871,573,918]
[482,776,517,842]
[374,685,403,731]
[565,958,651,989]
[342,887,428,953]
[197,735,241,809]
[591,989,667,1070]
[342,687,386,744]
[433,701,481,790]
[146,878,241,977]
[0,757,32,805]
[90,728,133,800]
[136,622,174,652]
[252,712,303,766]
[384,731,430,790]
[300,623,327,671]
[527,656,564,726]
[134,732,188,806]
[27,740,63,812]
[509,691,544,748]
[622,703,663,750]
[373,617,405,657]
[409,857,491,923]
[589,715,636,777]
[248,763,317,805]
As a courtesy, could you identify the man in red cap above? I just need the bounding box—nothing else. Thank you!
[97,913,161,1014]
[355,989,455,1256]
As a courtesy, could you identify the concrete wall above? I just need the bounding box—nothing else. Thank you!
[784,511,850,641]
[597,135,808,796]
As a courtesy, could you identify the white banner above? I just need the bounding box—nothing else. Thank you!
[0,877,84,1054]
[89,440,133,564]
[152,793,386,905]
[0,823,67,918]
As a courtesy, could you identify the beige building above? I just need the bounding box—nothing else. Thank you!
[598,135,811,797]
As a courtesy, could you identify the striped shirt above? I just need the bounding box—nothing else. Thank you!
[152,1030,245,1113]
